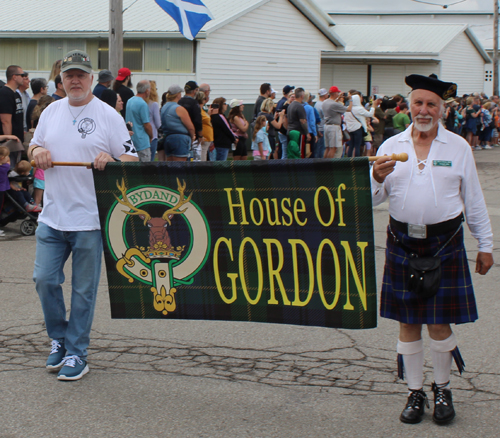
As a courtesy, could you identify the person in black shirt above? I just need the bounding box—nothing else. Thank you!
[253,83,272,121]
[0,65,25,150]
[26,78,48,130]
[178,81,202,140]
[112,67,135,118]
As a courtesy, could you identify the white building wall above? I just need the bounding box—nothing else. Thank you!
[440,32,485,94]
[320,62,439,96]
[371,63,439,96]
[320,64,367,94]
[198,0,337,103]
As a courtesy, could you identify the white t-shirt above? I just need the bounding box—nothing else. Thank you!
[31,96,137,231]
[371,123,493,252]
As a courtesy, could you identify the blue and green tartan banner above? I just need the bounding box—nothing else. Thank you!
[93,159,377,329]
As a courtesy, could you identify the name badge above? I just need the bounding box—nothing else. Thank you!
[433,160,452,167]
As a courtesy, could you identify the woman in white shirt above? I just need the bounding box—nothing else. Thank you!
[344,94,377,157]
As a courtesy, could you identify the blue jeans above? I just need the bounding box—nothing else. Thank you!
[150,138,158,161]
[346,128,363,157]
[33,222,103,359]
[216,147,229,161]
[315,133,325,158]
[279,132,288,159]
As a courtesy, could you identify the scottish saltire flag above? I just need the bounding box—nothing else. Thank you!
[154,0,213,40]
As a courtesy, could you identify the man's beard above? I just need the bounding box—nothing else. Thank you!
[128,79,133,89]
[414,116,435,132]
[68,88,90,102]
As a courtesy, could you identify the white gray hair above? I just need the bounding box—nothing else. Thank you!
[137,80,151,94]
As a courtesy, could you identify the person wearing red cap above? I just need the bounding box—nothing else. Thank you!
[372,74,494,425]
[112,67,134,118]
[322,86,351,159]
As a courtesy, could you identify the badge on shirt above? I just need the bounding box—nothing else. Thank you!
[433,160,452,167]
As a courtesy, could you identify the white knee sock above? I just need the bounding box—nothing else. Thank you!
[397,339,424,390]
[430,333,457,387]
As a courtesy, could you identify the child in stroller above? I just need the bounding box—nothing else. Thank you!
[0,151,40,236]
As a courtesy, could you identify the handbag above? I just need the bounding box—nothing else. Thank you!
[342,129,350,141]
[389,222,463,299]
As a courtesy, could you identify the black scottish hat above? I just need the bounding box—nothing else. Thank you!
[405,74,457,100]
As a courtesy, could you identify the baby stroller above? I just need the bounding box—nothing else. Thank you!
[0,174,38,236]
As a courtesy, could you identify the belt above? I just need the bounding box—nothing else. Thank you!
[389,213,463,239]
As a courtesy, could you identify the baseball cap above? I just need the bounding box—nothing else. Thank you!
[185,80,199,92]
[229,99,243,108]
[98,70,114,82]
[318,88,328,96]
[116,67,131,81]
[61,50,92,74]
[329,86,341,94]
[168,84,183,95]
[283,85,295,95]
[271,88,277,94]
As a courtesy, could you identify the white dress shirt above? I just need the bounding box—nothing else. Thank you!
[371,123,493,252]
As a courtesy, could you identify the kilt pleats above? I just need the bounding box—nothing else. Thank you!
[380,225,477,325]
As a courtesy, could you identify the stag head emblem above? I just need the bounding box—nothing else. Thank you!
[114,178,192,255]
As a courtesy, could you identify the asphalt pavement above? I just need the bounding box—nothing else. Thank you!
[0,150,499,438]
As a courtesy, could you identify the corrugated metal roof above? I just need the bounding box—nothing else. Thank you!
[0,0,267,33]
[333,24,466,54]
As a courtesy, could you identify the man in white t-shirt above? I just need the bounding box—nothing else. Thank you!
[372,74,493,425]
[28,50,138,381]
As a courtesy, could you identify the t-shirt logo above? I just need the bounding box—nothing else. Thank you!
[123,139,136,154]
[78,118,96,139]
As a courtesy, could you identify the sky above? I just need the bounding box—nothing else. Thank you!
[316,0,491,13]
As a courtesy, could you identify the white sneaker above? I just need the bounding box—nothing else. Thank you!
[0,230,5,237]
[483,145,493,150]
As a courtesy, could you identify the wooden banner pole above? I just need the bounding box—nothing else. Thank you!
[31,153,408,168]
[31,161,92,168]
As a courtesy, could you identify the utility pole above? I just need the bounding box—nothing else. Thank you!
[494,0,499,96]
[109,0,123,77]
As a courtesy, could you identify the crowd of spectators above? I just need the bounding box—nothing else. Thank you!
[1,60,499,173]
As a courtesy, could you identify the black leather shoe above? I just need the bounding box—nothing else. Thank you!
[431,382,455,424]
[400,389,429,424]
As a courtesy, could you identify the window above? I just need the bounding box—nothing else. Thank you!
[97,40,143,72]
[0,38,194,73]
[0,39,37,70]
[37,39,86,71]
[144,39,193,73]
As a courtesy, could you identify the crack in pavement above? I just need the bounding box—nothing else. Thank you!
[0,322,498,403]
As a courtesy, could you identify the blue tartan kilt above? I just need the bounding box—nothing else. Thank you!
[380,224,477,325]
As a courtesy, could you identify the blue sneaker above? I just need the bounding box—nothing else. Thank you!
[57,355,89,381]
[46,339,66,371]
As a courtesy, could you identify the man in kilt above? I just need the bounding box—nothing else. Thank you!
[372,74,494,425]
